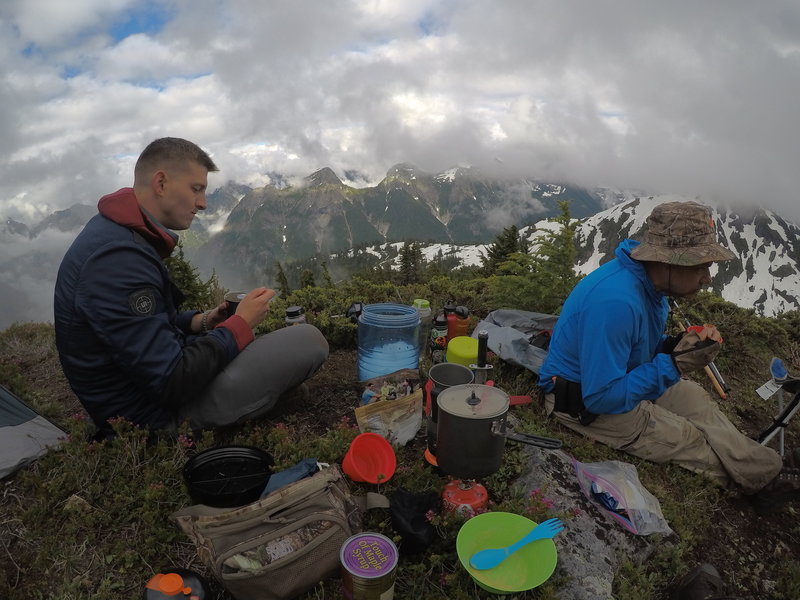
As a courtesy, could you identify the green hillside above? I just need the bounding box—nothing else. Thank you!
[2,230,799,600]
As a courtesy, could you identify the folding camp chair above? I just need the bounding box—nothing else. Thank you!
[756,358,800,456]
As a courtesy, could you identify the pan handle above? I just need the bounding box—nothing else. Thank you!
[491,419,562,449]
[503,430,563,449]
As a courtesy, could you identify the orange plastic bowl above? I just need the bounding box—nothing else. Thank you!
[342,433,396,483]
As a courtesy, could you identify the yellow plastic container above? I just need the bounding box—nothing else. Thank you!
[446,336,479,367]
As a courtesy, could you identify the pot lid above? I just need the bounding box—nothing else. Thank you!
[437,384,509,419]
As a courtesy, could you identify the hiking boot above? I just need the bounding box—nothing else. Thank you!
[750,467,800,515]
[671,563,726,600]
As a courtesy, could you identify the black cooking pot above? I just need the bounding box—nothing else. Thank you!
[183,446,274,507]
[436,384,561,480]
[425,363,475,457]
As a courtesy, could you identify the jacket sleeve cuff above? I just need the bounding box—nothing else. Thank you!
[177,310,201,333]
[656,352,682,386]
[218,315,255,351]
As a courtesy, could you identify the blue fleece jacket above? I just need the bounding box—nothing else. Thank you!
[539,239,681,414]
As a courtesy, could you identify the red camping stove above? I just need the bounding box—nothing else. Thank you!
[441,479,489,517]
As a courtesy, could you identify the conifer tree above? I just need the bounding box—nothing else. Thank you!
[534,200,581,305]
[482,225,529,274]
[165,242,216,310]
[274,261,291,297]
[299,268,316,289]
[487,201,580,314]
[399,241,423,284]
[321,261,334,287]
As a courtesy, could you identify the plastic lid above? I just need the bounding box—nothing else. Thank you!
[412,299,430,309]
[285,305,305,318]
[145,573,190,596]
[437,384,508,418]
[340,532,399,578]
[446,336,479,367]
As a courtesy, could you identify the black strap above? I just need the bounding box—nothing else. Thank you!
[552,376,597,426]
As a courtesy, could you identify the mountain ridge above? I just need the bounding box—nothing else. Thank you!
[184,163,605,287]
[1,167,798,328]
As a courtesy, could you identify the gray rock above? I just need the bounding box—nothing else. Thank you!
[514,446,674,599]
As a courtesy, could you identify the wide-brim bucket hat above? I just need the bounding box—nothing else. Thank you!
[630,201,736,266]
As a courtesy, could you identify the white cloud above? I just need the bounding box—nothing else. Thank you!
[2,0,796,223]
[1,0,800,325]
[8,0,136,48]
[93,34,202,82]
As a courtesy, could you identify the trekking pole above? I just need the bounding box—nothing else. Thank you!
[671,301,729,400]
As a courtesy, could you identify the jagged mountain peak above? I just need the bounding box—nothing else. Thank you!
[31,204,97,237]
[385,163,425,180]
[305,167,343,187]
[435,165,477,183]
[4,218,30,238]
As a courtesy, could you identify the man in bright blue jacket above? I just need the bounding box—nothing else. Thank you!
[55,138,328,437]
[540,201,798,512]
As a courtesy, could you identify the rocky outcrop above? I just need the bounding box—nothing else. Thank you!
[515,446,668,599]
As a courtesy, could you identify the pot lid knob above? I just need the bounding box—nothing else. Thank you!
[466,391,480,406]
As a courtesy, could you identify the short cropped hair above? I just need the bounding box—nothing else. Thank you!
[134,137,219,184]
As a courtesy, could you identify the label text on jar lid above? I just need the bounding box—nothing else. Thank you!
[341,534,398,577]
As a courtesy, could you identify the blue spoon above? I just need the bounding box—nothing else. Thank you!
[469,517,564,571]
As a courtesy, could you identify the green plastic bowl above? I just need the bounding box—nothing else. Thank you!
[456,511,558,594]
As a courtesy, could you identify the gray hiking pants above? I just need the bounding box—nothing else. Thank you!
[178,324,329,430]
[545,379,782,494]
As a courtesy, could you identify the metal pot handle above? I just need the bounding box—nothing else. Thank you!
[491,420,562,449]
[503,430,562,449]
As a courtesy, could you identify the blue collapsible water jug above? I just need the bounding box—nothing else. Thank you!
[357,303,421,381]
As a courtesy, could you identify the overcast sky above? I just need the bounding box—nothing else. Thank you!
[2,0,800,226]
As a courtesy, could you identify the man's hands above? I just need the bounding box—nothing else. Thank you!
[194,287,277,332]
[230,287,276,329]
[204,302,229,329]
[671,325,722,375]
[688,324,723,343]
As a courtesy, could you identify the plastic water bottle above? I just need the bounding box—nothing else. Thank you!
[449,305,471,339]
[443,301,457,341]
[357,303,421,380]
[411,299,432,354]
[285,306,307,326]
[429,311,449,364]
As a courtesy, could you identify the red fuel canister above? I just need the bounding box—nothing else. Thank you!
[441,479,489,517]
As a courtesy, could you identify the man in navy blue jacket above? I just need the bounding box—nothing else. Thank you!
[540,201,798,512]
[54,137,328,437]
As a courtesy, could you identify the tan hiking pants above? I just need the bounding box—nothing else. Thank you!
[545,379,781,494]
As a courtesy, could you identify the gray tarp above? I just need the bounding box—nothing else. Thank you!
[1,385,65,478]
[472,309,558,376]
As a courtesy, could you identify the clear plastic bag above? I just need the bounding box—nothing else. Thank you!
[573,458,672,536]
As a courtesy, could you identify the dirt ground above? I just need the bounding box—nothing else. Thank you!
[268,349,364,428]
[8,338,800,599]
[293,351,800,599]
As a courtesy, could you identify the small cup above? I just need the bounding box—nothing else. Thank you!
[224,292,247,317]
